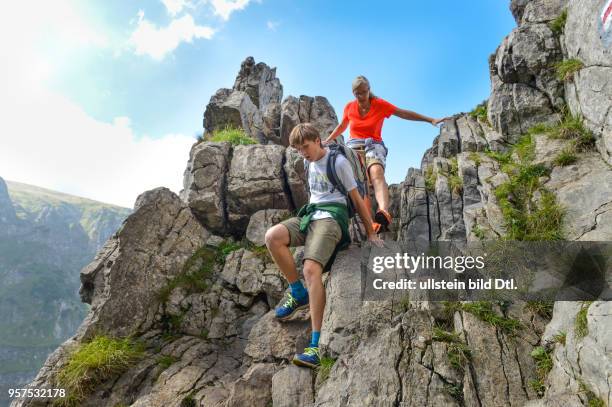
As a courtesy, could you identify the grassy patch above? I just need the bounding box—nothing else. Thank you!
[556,58,584,82]
[180,392,196,407]
[208,126,257,145]
[157,355,179,370]
[490,133,564,241]
[548,9,567,36]
[424,166,437,192]
[469,100,489,125]
[52,336,145,406]
[529,346,553,398]
[579,381,605,407]
[554,149,577,166]
[546,112,595,153]
[552,331,566,346]
[468,152,482,167]
[445,383,464,403]
[525,301,554,319]
[432,327,472,371]
[157,246,221,304]
[461,301,522,334]
[448,157,463,195]
[317,357,336,384]
[574,301,592,339]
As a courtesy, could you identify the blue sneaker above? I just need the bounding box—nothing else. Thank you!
[275,293,309,321]
[292,347,320,368]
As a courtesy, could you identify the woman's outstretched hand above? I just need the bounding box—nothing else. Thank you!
[431,117,451,127]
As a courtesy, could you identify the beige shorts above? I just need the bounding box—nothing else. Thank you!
[281,217,342,268]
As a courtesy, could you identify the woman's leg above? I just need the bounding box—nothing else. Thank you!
[368,163,389,212]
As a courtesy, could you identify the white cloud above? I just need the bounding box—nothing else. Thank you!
[161,0,194,17]
[0,86,195,208]
[129,11,215,60]
[266,20,280,31]
[210,0,252,20]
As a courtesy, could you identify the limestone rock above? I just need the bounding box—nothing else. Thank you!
[244,311,310,362]
[233,56,283,110]
[246,209,291,246]
[271,365,315,407]
[544,154,612,240]
[280,95,339,146]
[79,188,210,339]
[203,89,264,141]
[284,146,309,208]
[181,141,231,234]
[225,363,278,407]
[226,144,292,234]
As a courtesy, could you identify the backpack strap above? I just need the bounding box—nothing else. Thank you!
[326,145,347,196]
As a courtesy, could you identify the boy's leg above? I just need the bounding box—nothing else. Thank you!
[303,260,325,333]
[265,220,309,320]
[292,219,340,368]
[264,223,299,283]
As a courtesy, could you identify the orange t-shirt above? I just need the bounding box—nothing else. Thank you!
[342,97,397,142]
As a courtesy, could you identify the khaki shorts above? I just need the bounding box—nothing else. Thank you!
[347,139,388,170]
[281,217,342,268]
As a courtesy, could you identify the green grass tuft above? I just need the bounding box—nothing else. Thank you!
[530,346,553,398]
[461,301,522,334]
[554,148,577,166]
[525,301,554,319]
[579,381,605,407]
[52,336,145,406]
[556,58,584,82]
[469,100,490,125]
[552,331,566,346]
[424,166,437,192]
[208,126,257,145]
[489,133,564,241]
[317,357,336,383]
[548,9,567,36]
[432,327,472,371]
[157,355,179,370]
[180,393,196,407]
[468,152,482,167]
[574,301,592,339]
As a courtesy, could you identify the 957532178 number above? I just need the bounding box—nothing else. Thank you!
[8,388,66,398]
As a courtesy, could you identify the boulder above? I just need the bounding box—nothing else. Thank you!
[233,56,282,110]
[226,144,292,234]
[181,141,231,234]
[279,95,339,146]
[245,209,292,246]
[203,89,264,141]
[271,365,314,407]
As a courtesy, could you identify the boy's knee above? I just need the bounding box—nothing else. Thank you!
[303,261,323,284]
[264,225,286,247]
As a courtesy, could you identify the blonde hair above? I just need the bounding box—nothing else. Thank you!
[352,75,376,99]
[289,123,321,147]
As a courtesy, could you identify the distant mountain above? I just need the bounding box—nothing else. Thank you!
[0,177,130,407]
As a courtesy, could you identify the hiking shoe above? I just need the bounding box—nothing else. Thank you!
[374,209,392,231]
[292,347,320,368]
[275,293,309,321]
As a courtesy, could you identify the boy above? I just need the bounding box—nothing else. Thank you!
[264,123,382,368]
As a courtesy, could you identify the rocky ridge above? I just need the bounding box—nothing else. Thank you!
[12,1,612,406]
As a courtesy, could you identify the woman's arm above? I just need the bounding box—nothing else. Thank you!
[393,108,448,126]
[324,117,349,144]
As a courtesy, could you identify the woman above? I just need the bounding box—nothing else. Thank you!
[324,75,448,232]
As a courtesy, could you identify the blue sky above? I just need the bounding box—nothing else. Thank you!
[0,0,516,208]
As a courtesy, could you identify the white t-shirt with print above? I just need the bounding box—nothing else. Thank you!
[307,148,357,220]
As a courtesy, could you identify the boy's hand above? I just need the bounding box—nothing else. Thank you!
[368,233,384,247]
